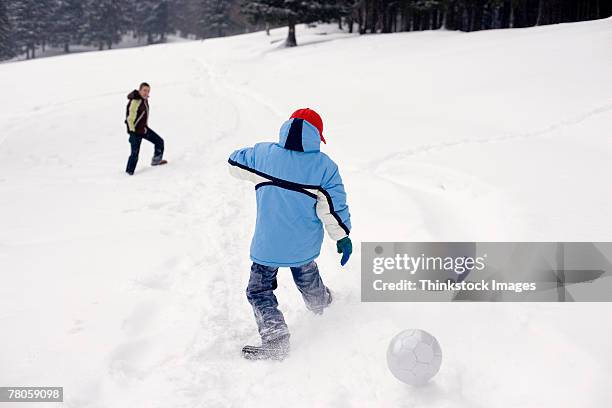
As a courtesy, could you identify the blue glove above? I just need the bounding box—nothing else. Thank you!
[336,236,352,266]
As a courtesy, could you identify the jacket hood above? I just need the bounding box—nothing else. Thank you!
[127,90,142,100]
[278,118,321,153]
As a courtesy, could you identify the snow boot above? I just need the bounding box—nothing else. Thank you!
[242,334,290,361]
[151,159,168,166]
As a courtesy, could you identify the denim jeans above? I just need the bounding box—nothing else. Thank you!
[126,128,165,173]
[246,261,331,343]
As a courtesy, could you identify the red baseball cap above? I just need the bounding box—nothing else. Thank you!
[290,108,326,144]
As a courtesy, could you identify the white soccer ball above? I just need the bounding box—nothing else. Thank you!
[386,329,442,385]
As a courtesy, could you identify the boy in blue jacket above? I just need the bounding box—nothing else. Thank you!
[228,108,352,360]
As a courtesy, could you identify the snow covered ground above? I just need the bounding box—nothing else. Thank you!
[1,19,611,408]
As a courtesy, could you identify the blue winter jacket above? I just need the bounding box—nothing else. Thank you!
[228,118,351,267]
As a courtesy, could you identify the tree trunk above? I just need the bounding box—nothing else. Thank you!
[371,1,378,33]
[492,6,498,28]
[286,16,297,47]
[266,22,270,36]
[409,10,414,31]
[358,6,365,34]
[469,8,476,31]
[536,0,544,25]
[382,3,391,33]
[64,43,69,53]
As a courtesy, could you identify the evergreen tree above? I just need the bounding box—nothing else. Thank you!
[135,0,157,44]
[37,0,55,52]
[50,0,84,53]
[146,0,173,42]
[336,0,357,31]
[9,0,42,58]
[200,0,231,38]
[0,0,13,60]
[172,0,204,38]
[129,0,172,44]
[241,0,341,47]
[82,0,126,50]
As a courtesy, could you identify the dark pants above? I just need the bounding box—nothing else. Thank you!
[126,128,164,173]
[246,261,332,343]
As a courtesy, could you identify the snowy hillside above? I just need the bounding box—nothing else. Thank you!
[1,19,611,408]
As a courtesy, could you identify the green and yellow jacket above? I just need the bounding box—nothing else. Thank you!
[125,90,149,134]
